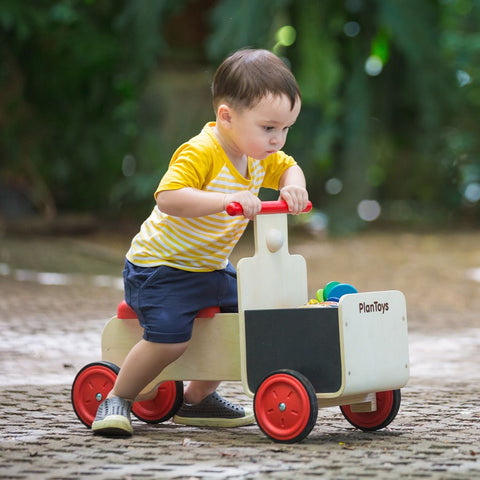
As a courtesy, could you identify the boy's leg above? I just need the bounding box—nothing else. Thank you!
[92,339,188,436]
[111,339,188,401]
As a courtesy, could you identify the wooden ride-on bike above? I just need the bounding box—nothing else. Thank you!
[71,200,409,443]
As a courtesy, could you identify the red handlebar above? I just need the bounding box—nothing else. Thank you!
[226,200,312,216]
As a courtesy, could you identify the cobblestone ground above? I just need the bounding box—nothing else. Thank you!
[1,232,479,479]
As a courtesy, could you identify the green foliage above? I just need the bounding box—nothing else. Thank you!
[205,0,291,61]
[439,0,480,218]
[2,0,480,231]
[0,0,186,216]
[287,0,479,231]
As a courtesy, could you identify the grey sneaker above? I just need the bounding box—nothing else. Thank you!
[91,396,133,437]
[173,392,255,427]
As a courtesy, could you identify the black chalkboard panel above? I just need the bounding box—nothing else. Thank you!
[244,307,342,394]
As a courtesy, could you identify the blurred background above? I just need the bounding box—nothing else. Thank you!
[1,0,480,235]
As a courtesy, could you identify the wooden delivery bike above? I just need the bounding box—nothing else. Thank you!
[72,200,409,443]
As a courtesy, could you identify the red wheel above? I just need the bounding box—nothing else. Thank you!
[132,381,184,423]
[254,369,318,443]
[71,361,119,428]
[340,389,401,431]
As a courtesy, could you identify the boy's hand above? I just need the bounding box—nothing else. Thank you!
[224,191,261,220]
[279,185,309,215]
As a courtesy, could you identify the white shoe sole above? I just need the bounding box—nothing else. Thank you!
[92,415,133,436]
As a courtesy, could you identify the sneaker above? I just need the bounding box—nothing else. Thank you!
[173,392,255,427]
[91,396,133,437]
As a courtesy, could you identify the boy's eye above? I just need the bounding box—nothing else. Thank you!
[263,125,292,132]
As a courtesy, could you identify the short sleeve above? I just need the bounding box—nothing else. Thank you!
[261,151,297,190]
[155,143,212,197]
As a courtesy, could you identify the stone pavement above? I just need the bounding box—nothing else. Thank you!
[1,379,479,480]
[1,234,480,479]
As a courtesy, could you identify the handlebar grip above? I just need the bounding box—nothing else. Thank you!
[225,202,245,216]
[226,200,312,216]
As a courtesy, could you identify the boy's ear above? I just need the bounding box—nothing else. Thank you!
[216,103,233,129]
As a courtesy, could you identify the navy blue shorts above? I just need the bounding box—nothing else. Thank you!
[123,260,238,343]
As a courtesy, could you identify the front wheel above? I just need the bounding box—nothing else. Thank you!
[340,389,401,431]
[132,381,184,423]
[254,369,318,443]
[71,361,120,428]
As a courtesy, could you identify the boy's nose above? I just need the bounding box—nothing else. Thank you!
[270,135,285,148]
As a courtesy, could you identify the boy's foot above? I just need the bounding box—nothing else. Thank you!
[91,396,133,437]
[173,392,255,427]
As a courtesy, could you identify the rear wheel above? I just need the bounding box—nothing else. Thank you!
[340,389,401,431]
[71,361,119,428]
[254,369,318,443]
[132,381,184,423]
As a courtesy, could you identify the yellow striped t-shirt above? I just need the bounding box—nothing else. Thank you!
[126,122,296,271]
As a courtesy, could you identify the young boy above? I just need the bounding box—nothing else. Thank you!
[92,48,309,436]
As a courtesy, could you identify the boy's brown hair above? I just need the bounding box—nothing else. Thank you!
[212,49,301,112]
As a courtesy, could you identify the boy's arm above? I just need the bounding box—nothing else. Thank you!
[278,165,309,215]
[156,188,261,220]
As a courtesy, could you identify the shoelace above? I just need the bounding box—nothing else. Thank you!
[103,398,131,416]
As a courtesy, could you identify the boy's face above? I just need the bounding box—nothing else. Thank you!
[227,93,301,160]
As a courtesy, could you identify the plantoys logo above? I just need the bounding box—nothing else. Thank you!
[359,301,389,314]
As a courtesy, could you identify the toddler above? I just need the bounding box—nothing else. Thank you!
[92,48,309,436]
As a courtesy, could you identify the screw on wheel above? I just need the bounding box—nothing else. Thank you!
[71,361,120,428]
[254,369,318,443]
[340,389,401,431]
[132,381,184,423]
